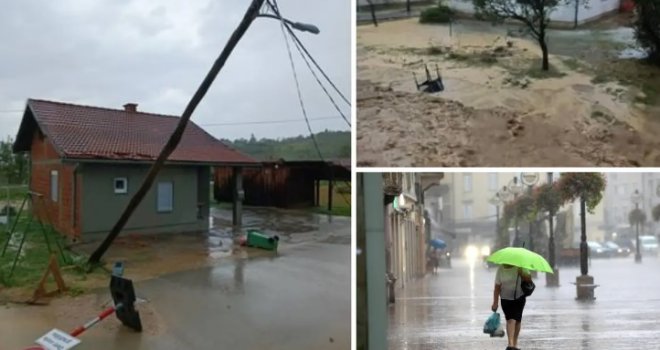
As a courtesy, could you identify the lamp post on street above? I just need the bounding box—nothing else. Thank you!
[631,189,643,263]
[256,13,321,34]
[508,177,524,247]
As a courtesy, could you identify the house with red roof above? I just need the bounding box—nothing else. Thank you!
[13,99,257,240]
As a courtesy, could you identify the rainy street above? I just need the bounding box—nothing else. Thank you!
[388,256,660,350]
[357,172,660,350]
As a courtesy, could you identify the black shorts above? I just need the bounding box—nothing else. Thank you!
[501,296,526,322]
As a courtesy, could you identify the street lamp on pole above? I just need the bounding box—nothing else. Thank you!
[631,189,643,263]
[256,13,321,34]
[508,177,524,246]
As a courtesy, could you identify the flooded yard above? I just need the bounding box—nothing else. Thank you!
[357,18,660,166]
[0,206,350,349]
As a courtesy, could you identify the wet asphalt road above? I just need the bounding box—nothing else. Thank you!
[1,209,350,349]
[388,256,660,350]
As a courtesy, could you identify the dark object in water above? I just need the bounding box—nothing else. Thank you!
[110,275,143,332]
[414,64,444,93]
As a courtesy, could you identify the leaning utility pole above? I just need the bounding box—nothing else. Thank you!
[88,0,266,266]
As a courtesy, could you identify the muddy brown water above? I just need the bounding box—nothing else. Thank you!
[357,18,660,166]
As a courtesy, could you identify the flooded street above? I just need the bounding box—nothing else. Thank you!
[0,207,350,349]
[388,256,660,349]
[357,18,660,166]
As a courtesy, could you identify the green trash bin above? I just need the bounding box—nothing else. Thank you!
[246,230,280,251]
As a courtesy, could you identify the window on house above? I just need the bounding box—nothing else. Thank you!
[114,177,128,194]
[50,170,58,202]
[488,173,498,191]
[157,182,173,213]
[463,174,472,193]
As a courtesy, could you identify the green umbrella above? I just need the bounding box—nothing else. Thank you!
[487,247,554,273]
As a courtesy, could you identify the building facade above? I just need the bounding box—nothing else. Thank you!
[603,173,660,239]
[384,172,425,289]
[13,99,256,239]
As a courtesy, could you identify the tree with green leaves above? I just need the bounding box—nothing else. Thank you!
[0,137,28,185]
[472,0,577,71]
[634,0,660,65]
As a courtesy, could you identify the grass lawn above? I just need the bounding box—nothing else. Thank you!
[0,184,29,203]
[0,215,105,299]
[315,181,351,217]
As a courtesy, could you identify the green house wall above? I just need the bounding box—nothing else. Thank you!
[79,163,209,235]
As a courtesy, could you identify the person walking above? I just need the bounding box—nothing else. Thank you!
[491,264,532,350]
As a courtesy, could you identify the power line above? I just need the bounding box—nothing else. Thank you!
[289,29,351,127]
[284,21,350,107]
[270,0,324,161]
[199,115,343,127]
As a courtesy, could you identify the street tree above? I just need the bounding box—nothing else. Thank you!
[473,0,576,71]
[629,207,647,226]
[634,0,660,64]
[365,0,378,27]
[556,172,606,277]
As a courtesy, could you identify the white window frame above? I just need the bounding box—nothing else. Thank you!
[50,170,59,202]
[463,202,473,219]
[463,174,472,193]
[157,181,174,213]
[488,173,498,191]
[114,177,128,194]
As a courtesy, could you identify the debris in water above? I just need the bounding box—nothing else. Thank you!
[413,64,444,93]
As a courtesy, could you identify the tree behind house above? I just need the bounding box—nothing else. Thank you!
[472,0,564,71]
[0,138,28,185]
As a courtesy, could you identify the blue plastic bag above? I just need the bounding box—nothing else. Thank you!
[483,312,500,334]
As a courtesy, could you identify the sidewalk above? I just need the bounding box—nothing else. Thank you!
[388,257,660,349]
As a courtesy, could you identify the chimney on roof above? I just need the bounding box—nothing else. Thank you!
[123,103,138,112]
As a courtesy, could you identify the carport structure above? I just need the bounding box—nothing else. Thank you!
[214,159,351,210]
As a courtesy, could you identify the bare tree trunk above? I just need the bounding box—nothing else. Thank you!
[539,29,549,71]
[87,0,266,266]
[541,42,549,71]
[367,0,378,27]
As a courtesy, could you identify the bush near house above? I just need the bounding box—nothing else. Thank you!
[419,3,455,23]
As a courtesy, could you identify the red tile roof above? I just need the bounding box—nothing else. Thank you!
[17,99,257,165]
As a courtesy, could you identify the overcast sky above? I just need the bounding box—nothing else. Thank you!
[0,0,350,142]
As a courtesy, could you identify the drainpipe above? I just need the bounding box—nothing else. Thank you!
[574,0,579,29]
[72,163,79,234]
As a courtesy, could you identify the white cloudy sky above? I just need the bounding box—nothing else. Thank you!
[0,0,350,141]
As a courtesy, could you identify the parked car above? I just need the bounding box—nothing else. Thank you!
[587,241,613,258]
[603,241,631,257]
[639,235,659,257]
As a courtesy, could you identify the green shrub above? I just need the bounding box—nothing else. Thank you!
[420,4,455,24]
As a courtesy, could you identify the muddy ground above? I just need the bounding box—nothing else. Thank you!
[0,207,350,349]
[357,18,660,167]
